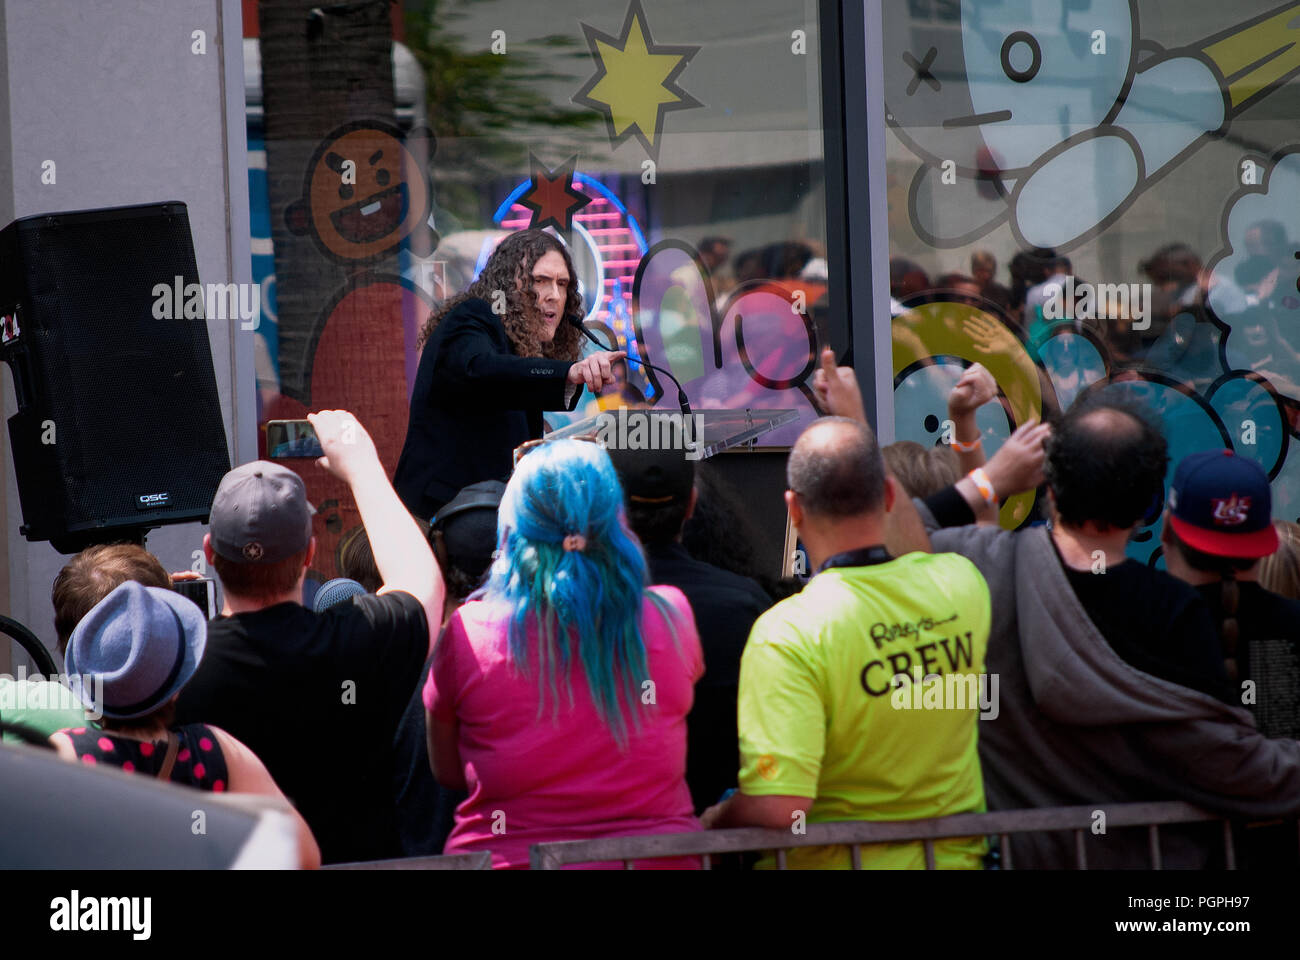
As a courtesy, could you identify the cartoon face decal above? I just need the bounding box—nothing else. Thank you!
[885,1,1300,249]
[893,359,1013,452]
[883,0,1134,175]
[884,7,1300,560]
[961,1,1135,173]
[286,122,436,263]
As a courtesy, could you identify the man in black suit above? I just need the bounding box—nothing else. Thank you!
[395,229,624,519]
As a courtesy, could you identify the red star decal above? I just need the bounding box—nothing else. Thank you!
[519,155,591,233]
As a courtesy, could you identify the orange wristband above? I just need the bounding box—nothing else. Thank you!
[969,467,998,509]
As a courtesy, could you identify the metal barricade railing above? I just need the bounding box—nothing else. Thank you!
[529,801,1246,870]
[1,614,58,676]
[323,851,492,870]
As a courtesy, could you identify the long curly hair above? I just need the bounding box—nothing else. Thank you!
[418,229,584,361]
[477,438,682,747]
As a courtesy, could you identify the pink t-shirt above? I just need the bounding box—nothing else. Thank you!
[424,585,704,869]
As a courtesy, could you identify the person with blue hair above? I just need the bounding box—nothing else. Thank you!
[423,438,704,869]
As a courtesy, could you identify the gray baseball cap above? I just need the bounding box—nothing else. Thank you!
[209,460,313,563]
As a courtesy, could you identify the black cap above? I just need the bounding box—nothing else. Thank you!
[606,443,695,506]
[433,480,505,577]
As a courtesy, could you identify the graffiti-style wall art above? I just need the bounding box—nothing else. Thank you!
[885,1,1300,563]
[253,119,440,576]
[250,0,834,583]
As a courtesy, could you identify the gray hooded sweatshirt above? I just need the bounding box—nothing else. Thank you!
[921,508,1300,868]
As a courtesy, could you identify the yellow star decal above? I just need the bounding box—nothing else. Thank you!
[573,1,702,161]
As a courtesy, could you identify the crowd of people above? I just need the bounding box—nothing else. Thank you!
[4,228,1300,870]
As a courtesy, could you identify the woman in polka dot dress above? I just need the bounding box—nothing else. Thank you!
[46,579,320,869]
[56,720,228,789]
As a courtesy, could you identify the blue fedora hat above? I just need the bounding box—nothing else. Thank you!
[64,580,207,720]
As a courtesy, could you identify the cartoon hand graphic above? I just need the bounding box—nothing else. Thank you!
[962,312,1018,357]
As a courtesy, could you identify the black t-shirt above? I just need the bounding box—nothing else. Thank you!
[924,489,1233,702]
[1197,581,1300,738]
[646,542,773,813]
[174,592,428,864]
[1050,539,1233,704]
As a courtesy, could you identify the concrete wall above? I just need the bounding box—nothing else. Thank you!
[0,0,254,666]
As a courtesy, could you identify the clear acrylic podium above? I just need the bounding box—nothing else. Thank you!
[543,408,800,461]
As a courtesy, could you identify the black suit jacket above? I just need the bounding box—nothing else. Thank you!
[394,297,581,518]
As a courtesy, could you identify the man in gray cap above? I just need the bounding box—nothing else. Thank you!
[176,409,443,864]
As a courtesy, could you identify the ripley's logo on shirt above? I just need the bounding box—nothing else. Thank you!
[1212,494,1251,526]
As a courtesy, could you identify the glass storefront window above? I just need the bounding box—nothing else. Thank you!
[882,0,1300,559]
[246,0,832,578]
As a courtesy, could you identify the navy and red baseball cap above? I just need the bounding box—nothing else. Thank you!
[1167,449,1278,558]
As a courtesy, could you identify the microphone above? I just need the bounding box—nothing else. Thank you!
[566,315,692,416]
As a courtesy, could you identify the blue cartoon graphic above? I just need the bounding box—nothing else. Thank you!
[885,1,1300,250]
[891,293,1295,565]
[1207,148,1300,406]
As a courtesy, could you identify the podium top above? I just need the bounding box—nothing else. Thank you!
[543,408,800,462]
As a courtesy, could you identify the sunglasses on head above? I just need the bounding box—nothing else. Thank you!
[511,433,602,468]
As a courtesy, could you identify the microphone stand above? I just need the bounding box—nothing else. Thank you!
[566,315,692,416]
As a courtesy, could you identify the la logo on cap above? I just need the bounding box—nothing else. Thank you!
[1211,495,1250,526]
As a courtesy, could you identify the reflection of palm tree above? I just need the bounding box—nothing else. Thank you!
[259,0,396,401]
[404,0,597,228]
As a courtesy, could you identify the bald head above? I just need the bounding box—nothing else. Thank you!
[1045,397,1168,531]
[788,417,887,519]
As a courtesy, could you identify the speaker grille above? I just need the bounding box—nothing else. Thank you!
[1,202,230,550]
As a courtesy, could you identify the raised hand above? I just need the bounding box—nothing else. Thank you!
[984,419,1052,500]
[811,347,866,423]
[948,362,997,416]
[308,409,380,483]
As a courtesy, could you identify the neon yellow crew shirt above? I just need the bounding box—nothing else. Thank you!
[738,551,992,869]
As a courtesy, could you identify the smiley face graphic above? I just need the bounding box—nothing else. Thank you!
[884,0,1300,250]
[883,0,1134,178]
[286,121,436,262]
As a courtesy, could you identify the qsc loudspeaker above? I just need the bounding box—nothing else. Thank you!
[0,201,231,553]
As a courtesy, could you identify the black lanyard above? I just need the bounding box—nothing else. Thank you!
[818,545,892,574]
